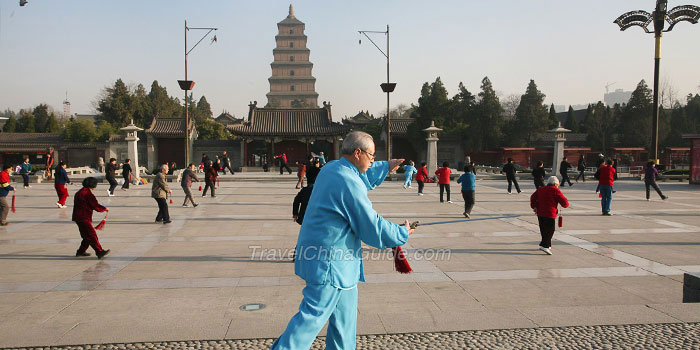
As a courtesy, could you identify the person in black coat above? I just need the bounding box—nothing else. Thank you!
[502,158,521,194]
[105,158,122,197]
[121,159,132,190]
[220,151,235,175]
[532,161,546,189]
[292,165,319,225]
[559,157,573,186]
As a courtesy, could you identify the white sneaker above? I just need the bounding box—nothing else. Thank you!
[56,202,62,208]
[447,200,453,203]
[61,204,68,209]
[507,192,512,195]
[418,193,424,196]
[539,246,553,255]
[182,204,190,208]
[646,198,650,201]
[402,185,407,189]
[408,186,412,189]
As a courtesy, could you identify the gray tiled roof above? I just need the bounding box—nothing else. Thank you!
[146,117,193,137]
[228,108,350,137]
[0,133,63,150]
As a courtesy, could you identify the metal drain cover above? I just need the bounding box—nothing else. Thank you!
[240,303,266,311]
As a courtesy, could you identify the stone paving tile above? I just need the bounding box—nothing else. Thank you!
[1,178,699,348]
[1,323,697,349]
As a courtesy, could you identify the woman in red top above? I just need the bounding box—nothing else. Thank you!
[72,177,109,259]
[415,162,428,196]
[530,176,569,255]
[435,162,452,203]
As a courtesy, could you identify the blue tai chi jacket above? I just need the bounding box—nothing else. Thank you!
[294,157,409,289]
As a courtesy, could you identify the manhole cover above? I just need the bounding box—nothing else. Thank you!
[240,303,266,311]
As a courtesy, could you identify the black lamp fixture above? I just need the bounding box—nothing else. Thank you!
[614,0,700,163]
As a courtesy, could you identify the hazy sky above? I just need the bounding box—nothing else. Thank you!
[1,0,699,122]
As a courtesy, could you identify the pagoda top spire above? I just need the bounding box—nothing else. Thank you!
[289,4,295,18]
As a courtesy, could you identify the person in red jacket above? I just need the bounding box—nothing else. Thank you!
[72,177,110,259]
[416,162,428,196]
[598,158,616,216]
[435,162,452,203]
[530,176,569,255]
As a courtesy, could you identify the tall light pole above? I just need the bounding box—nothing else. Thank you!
[359,25,396,160]
[179,20,217,165]
[614,1,699,163]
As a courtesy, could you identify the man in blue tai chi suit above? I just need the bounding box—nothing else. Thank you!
[271,131,414,350]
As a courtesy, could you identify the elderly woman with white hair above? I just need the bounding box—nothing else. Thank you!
[529,176,569,255]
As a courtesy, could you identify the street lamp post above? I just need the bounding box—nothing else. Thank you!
[614,0,699,163]
[179,20,217,165]
[359,25,396,160]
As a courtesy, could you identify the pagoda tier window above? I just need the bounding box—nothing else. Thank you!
[290,70,295,76]
[289,42,294,48]
[290,56,294,62]
[289,29,293,34]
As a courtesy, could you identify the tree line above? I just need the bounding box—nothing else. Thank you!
[403,77,700,152]
[1,79,230,141]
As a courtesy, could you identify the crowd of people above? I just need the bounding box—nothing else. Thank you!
[0,132,682,349]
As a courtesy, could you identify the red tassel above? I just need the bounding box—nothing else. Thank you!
[199,185,202,191]
[169,198,173,204]
[599,193,602,198]
[392,246,413,274]
[11,193,16,213]
[95,212,108,230]
[558,215,563,227]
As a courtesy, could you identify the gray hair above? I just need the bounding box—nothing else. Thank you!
[160,163,169,171]
[547,176,560,186]
[341,131,374,155]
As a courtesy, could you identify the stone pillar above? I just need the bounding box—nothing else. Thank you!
[121,121,144,180]
[334,137,342,161]
[547,123,571,177]
[240,140,246,169]
[423,121,443,175]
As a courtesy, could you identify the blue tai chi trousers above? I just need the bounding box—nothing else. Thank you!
[271,283,358,350]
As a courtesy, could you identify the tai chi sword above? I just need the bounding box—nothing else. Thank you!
[409,214,521,229]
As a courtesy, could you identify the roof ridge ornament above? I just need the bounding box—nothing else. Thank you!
[289,4,294,18]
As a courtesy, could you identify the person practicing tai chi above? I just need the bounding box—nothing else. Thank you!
[402,160,417,189]
[19,157,32,189]
[202,160,217,198]
[0,164,15,226]
[575,154,586,182]
[105,158,122,197]
[271,131,413,350]
[559,156,573,187]
[530,176,569,255]
[73,177,110,259]
[152,164,172,224]
[502,158,521,194]
[598,158,616,216]
[54,161,71,208]
[435,162,452,203]
[415,162,428,196]
[644,161,668,201]
[121,159,132,191]
[181,163,200,207]
[274,152,293,175]
[532,161,546,189]
[457,165,476,218]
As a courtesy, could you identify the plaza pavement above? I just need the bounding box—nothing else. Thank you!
[0,172,699,349]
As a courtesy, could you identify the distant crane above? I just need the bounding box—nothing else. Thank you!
[605,82,617,93]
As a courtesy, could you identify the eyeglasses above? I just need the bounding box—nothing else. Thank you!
[359,149,375,160]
